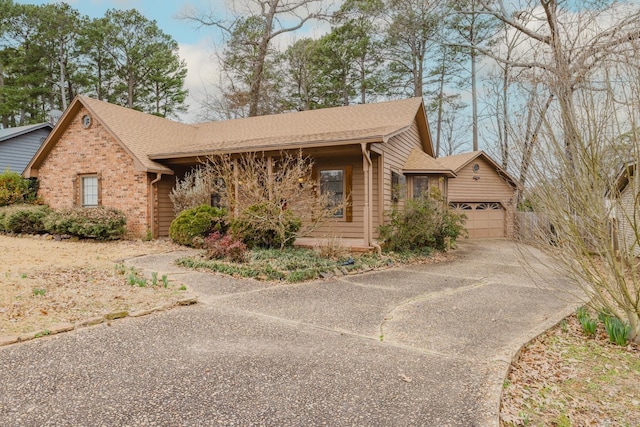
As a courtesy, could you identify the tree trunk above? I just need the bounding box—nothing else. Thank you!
[249,0,278,117]
[59,38,67,110]
[435,52,447,158]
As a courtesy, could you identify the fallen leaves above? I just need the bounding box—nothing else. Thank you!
[500,315,640,426]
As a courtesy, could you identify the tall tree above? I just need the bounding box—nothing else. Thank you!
[384,0,441,98]
[184,0,327,117]
[98,9,187,115]
[450,0,498,151]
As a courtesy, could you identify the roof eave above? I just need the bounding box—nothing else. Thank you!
[148,137,385,160]
[404,169,457,177]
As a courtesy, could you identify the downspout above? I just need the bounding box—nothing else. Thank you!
[361,143,382,256]
[149,173,162,239]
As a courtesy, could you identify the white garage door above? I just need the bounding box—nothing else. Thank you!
[449,202,505,238]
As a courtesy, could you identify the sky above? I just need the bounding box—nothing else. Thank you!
[13,0,242,122]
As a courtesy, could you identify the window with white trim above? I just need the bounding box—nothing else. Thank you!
[82,175,99,207]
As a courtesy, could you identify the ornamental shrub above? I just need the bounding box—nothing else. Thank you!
[0,204,51,234]
[43,207,127,240]
[378,196,466,252]
[230,202,301,249]
[169,204,227,247]
[204,231,248,263]
[0,169,36,206]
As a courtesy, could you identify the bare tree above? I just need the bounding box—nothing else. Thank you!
[205,151,344,249]
[485,1,640,342]
[182,0,327,117]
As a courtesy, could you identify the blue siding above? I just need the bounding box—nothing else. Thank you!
[0,129,50,173]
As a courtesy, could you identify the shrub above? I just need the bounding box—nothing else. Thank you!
[0,204,51,234]
[44,207,127,240]
[0,169,37,206]
[204,231,248,263]
[169,167,215,215]
[169,204,227,247]
[378,196,466,252]
[230,202,301,249]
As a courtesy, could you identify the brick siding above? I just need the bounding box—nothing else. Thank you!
[37,107,150,238]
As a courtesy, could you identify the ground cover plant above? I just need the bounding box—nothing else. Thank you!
[177,245,447,283]
[501,314,640,426]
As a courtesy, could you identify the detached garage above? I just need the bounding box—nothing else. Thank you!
[439,152,518,239]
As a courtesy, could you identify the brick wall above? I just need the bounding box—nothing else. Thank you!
[37,107,150,238]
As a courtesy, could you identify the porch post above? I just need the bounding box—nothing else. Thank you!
[361,143,371,247]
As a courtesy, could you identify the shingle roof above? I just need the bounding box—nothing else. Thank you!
[403,147,455,176]
[27,96,430,175]
[437,151,481,172]
[151,97,426,158]
[80,96,198,173]
[438,150,518,188]
[0,123,52,142]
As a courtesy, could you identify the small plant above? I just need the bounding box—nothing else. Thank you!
[32,288,46,296]
[34,330,51,338]
[20,273,27,279]
[144,229,153,241]
[601,314,630,346]
[559,319,568,333]
[314,236,349,260]
[179,284,187,291]
[204,231,248,262]
[161,274,169,288]
[114,263,127,275]
[576,306,597,336]
[151,272,158,286]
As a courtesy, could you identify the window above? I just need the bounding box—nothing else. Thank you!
[82,175,98,207]
[412,176,429,199]
[320,169,344,217]
[391,171,406,203]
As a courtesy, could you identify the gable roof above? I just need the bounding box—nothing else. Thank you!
[606,160,636,197]
[403,147,456,177]
[0,123,53,142]
[151,97,432,159]
[26,96,434,176]
[438,151,518,188]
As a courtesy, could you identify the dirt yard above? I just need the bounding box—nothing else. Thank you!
[1,235,189,336]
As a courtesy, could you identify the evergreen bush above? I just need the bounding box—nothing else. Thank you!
[0,204,51,234]
[378,196,466,252]
[169,204,227,246]
[230,202,301,249]
[44,207,127,240]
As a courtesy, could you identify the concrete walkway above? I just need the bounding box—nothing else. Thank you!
[0,240,580,426]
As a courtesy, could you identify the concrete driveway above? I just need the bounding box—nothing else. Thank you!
[0,240,579,426]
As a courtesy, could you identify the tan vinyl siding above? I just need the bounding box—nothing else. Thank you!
[157,175,176,237]
[447,157,514,202]
[308,155,365,239]
[381,121,422,213]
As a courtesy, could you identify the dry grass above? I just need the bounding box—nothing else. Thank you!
[501,314,640,426]
[0,235,187,336]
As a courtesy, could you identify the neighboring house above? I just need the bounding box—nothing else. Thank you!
[25,95,517,245]
[0,123,53,174]
[608,161,639,257]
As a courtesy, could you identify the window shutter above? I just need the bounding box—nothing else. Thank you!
[72,175,78,207]
[345,165,353,222]
[97,172,102,206]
